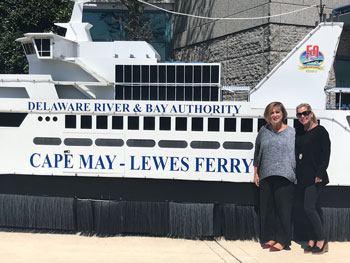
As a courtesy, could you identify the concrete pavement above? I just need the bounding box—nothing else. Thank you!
[0,232,348,262]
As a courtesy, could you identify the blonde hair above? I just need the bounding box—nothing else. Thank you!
[263,102,287,124]
[296,103,317,123]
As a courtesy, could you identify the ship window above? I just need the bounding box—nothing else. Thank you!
[142,65,149,83]
[224,118,236,132]
[133,86,141,100]
[223,142,254,150]
[144,117,155,130]
[160,117,171,130]
[191,141,220,149]
[81,115,92,129]
[167,65,175,83]
[124,65,132,83]
[208,118,219,132]
[158,140,188,148]
[128,116,139,130]
[211,65,219,83]
[33,137,61,146]
[159,65,166,83]
[176,66,184,83]
[97,116,108,129]
[194,66,201,83]
[258,118,267,131]
[159,86,166,100]
[202,87,210,101]
[167,86,175,100]
[176,117,187,131]
[176,86,184,100]
[202,66,210,83]
[185,86,193,101]
[241,118,253,132]
[133,65,140,82]
[116,65,123,83]
[95,139,124,147]
[126,139,155,147]
[65,115,76,129]
[34,39,51,57]
[192,117,203,131]
[112,116,123,130]
[0,87,29,98]
[23,42,35,55]
[150,86,158,100]
[64,138,93,146]
[150,65,157,83]
[194,87,201,101]
[185,66,193,83]
[210,87,219,101]
[115,85,123,100]
[0,112,27,127]
[141,86,149,100]
[124,86,132,100]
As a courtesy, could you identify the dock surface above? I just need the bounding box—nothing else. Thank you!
[0,232,348,262]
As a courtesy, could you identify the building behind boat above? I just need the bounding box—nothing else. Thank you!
[84,0,350,106]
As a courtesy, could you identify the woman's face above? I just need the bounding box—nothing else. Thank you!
[269,107,283,126]
[297,106,313,126]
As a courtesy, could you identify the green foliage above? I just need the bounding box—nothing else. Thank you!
[120,0,152,41]
[0,0,73,73]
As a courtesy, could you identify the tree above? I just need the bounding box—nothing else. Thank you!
[119,0,152,41]
[0,0,73,74]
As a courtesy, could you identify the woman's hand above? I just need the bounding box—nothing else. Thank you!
[315,177,323,183]
[254,173,260,187]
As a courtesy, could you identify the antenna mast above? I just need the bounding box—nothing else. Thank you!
[319,0,325,22]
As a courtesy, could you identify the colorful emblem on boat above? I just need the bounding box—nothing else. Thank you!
[299,45,324,71]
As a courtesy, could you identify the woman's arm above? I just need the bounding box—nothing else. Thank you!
[315,127,331,181]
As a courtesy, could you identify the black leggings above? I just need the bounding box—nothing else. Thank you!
[298,184,325,240]
[259,176,295,247]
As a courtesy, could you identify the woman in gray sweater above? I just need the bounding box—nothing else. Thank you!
[254,102,296,251]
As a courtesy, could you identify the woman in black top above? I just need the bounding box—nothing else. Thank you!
[295,103,330,254]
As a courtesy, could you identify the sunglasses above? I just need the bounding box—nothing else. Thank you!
[296,110,311,118]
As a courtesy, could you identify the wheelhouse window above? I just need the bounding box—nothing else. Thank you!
[34,38,51,57]
[22,42,35,55]
[128,116,139,130]
[96,116,108,129]
[112,116,123,130]
[192,117,203,131]
[114,64,220,102]
[65,115,76,129]
[81,115,92,129]
[160,117,171,131]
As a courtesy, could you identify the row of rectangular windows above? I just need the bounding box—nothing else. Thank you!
[115,65,220,84]
[115,86,219,101]
[65,115,268,133]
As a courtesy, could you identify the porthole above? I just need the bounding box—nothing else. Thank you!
[190,141,220,149]
[38,116,43,122]
[33,137,61,145]
[64,138,92,146]
[53,116,58,122]
[45,116,50,122]
[223,141,253,150]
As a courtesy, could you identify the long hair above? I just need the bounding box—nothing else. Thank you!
[263,102,287,125]
[296,103,317,123]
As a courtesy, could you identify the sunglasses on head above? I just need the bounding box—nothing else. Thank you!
[296,110,311,118]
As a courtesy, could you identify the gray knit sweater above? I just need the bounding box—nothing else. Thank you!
[253,125,296,183]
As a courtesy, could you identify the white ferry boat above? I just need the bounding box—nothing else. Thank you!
[0,0,349,239]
